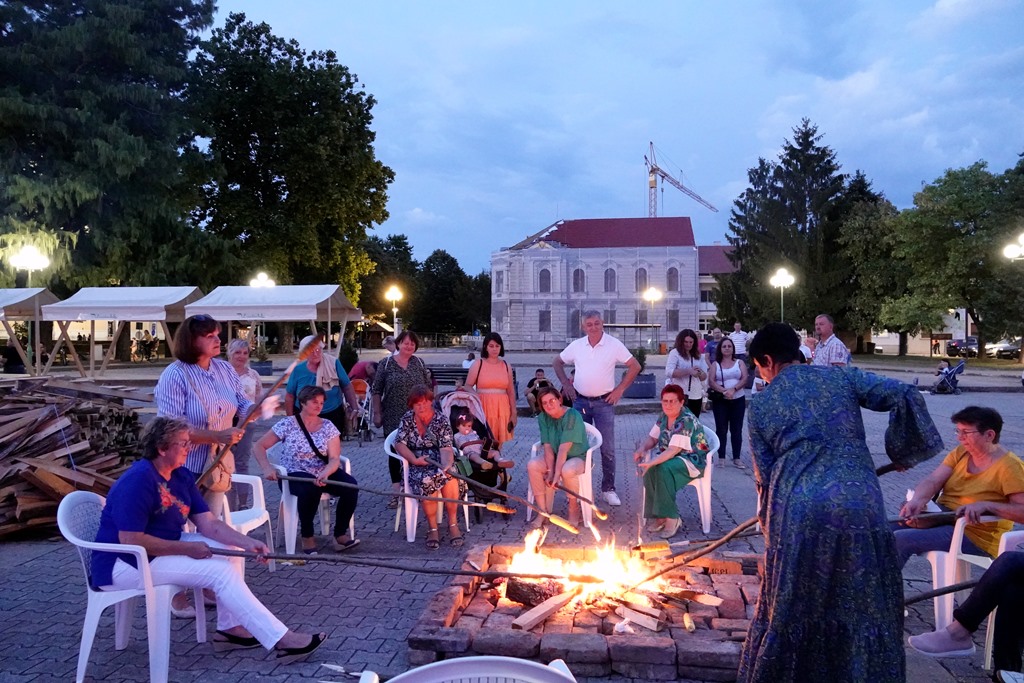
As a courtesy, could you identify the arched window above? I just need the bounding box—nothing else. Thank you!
[572,268,585,293]
[635,268,648,292]
[604,268,616,292]
[539,268,551,293]
[569,309,581,334]
[666,267,679,292]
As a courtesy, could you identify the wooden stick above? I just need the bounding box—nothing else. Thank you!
[512,586,581,630]
[423,456,580,534]
[274,474,516,512]
[548,480,609,520]
[904,580,979,606]
[197,340,318,487]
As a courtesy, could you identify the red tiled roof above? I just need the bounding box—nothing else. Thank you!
[697,245,735,274]
[538,217,695,249]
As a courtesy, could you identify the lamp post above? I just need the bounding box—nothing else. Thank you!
[769,267,795,323]
[248,272,275,352]
[642,286,663,351]
[1003,233,1024,261]
[8,245,50,373]
[385,285,403,335]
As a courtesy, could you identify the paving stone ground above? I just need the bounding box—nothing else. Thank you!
[2,359,1022,681]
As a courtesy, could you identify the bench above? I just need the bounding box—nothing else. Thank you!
[427,365,519,399]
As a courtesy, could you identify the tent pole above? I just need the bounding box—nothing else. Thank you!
[328,298,332,353]
[34,295,41,375]
[89,320,95,377]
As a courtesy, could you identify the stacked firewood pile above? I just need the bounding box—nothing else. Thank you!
[0,379,143,538]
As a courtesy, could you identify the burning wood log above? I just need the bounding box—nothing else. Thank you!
[505,576,568,607]
[511,586,581,631]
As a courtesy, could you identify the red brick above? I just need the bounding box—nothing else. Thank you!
[463,595,494,620]
[710,618,750,632]
[471,628,540,657]
[573,609,602,628]
[677,665,739,681]
[568,662,612,676]
[544,613,574,634]
[407,625,473,653]
[539,632,610,663]
[417,586,463,628]
[676,636,742,668]
[611,662,677,680]
[607,634,676,664]
[483,612,517,629]
[407,648,437,666]
[686,602,719,619]
[740,583,760,604]
[713,584,743,601]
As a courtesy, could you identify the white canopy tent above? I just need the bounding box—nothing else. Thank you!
[185,285,361,352]
[0,288,61,375]
[42,286,204,376]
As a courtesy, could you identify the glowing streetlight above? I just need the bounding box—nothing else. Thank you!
[642,287,663,351]
[9,245,50,287]
[1003,233,1024,261]
[249,271,276,287]
[769,267,795,322]
[385,285,403,334]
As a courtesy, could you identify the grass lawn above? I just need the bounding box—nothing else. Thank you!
[853,352,1024,372]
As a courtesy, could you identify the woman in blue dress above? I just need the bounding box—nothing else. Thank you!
[739,323,942,683]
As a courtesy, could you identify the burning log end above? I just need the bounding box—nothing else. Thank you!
[547,515,579,534]
[632,540,670,553]
[593,508,609,521]
[566,573,604,584]
[485,502,516,514]
[682,612,696,632]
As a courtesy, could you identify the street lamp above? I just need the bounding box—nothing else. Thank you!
[9,245,50,287]
[385,285,403,334]
[769,267,795,322]
[249,271,275,287]
[1003,233,1024,261]
[642,286,662,351]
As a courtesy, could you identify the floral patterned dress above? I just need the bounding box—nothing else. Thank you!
[396,409,468,497]
[738,365,942,683]
[641,409,710,519]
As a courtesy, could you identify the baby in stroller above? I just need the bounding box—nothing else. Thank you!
[454,414,512,471]
[932,358,965,394]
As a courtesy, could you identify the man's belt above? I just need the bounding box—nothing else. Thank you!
[577,392,610,401]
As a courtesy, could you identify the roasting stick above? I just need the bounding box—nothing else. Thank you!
[197,338,319,488]
[209,547,602,583]
[547,481,609,521]
[904,580,979,606]
[274,474,516,514]
[423,457,581,534]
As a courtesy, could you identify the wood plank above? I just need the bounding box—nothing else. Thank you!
[614,605,665,632]
[39,379,153,402]
[16,460,96,487]
[511,586,580,631]
[18,469,77,500]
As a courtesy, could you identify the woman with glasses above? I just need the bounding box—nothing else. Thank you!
[895,406,1024,569]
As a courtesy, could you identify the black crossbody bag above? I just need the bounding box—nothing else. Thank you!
[296,415,330,464]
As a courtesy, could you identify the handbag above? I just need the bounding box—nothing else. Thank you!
[707,365,726,402]
[184,366,235,493]
[296,415,330,464]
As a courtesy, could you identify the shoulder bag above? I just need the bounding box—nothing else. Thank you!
[295,415,331,464]
[707,364,726,403]
[183,365,235,493]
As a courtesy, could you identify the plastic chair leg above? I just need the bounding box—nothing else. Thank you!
[77,598,108,682]
[113,596,136,649]
[146,586,176,683]
[405,496,418,543]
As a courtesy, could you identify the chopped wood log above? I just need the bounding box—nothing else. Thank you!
[614,605,665,632]
[511,586,581,631]
[610,596,667,621]
[19,469,76,500]
[505,577,568,607]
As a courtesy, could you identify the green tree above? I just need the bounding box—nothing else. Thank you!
[0,0,232,291]
[415,250,470,334]
[456,271,492,334]
[358,234,420,326]
[184,13,394,302]
[718,119,855,334]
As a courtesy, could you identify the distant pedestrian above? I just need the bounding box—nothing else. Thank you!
[729,321,750,360]
[812,314,851,367]
[704,327,723,367]
[553,310,641,506]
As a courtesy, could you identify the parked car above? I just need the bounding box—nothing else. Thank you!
[946,336,978,357]
[995,340,1021,360]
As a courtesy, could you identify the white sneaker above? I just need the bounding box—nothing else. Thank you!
[603,491,622,506]
[997,672,1024,683]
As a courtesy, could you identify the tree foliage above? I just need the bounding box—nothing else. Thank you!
[0,0,234,291]
[184,13,394,302]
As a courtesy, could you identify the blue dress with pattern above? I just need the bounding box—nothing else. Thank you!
[738,365,942,683]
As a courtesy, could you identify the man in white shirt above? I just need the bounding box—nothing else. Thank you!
[730,322,750,360]
[812,314,851,367]
[553,310,642,506]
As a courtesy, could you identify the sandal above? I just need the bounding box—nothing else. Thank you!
[213,629,261,652]
[426,527,440,550]
[331,537,360,552]
[275,632,327,664]
[387,495,400,509]
[448,523,464,548]
[733,459,746,469]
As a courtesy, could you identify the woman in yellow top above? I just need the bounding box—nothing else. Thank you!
[896,406,1024,567]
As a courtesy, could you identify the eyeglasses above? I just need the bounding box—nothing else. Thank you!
[170,439,191,448]
[954,428,979,437]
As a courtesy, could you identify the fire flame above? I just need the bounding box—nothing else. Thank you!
[507,530,667,603]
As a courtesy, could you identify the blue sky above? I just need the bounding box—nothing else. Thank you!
[213,0,1024,274]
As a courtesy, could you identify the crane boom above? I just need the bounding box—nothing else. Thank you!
[645,142,718,216]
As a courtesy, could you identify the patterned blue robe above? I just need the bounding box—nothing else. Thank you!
[739,366,942,683]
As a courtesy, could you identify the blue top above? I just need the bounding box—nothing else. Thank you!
[285,358,352,414]
[90,459,210,588]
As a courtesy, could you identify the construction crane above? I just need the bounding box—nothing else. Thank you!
[644,141,718,216]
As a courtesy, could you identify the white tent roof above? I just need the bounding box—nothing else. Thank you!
[42,286,204,322]
[185,285,360,322]
[0,288,60,321]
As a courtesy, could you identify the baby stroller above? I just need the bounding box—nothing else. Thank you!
[440,389,511,521]
[933,359,966,395]
[350,378,374,445]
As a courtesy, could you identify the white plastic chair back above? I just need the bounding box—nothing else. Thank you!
[525,422,601,529]
[635,424,718,535]
[269,442,354,553]
[357,655,577,682]
[57,490,205,683]
[925,514,1000,628]
[385,428,470,542]
[223,473,275,572]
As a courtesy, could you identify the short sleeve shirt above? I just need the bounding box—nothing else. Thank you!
[559,333,633,397]
[285,358,352,413]
[937,446,1024,556]
[813,335,851,367]
[91,459,209,587]
[271,416,341,475]
[538,408,588,460]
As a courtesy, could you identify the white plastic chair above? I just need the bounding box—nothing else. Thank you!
[268,442,355,554]
[526,422,602,529]
[385,429,471,543]
[222,473,275,572]
[358,655,577,682]
[637,427,719,534]
[57,491,207,683]
[925,514,1001,628]
[982,529,1024,669]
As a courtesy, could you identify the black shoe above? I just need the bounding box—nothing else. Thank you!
[276,633,327,664]
[213,630,261,652]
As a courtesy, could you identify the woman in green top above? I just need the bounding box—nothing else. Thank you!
[633,384,710,539]
[527,386,589,529]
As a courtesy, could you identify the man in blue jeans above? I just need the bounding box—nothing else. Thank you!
[553,310,641,506]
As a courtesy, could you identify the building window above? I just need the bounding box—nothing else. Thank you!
[569,309,581,334]
[603,309,616,324]
[494,271,504,293]
[700,289,714,303]
[667,267,679,292]
[698,318,710,333]
[635,268,648,292]
[604,268,616,292]
[635,309,648,325]
[539,310,551,332]
[539,268,551,293]
[667,309,680,332]
[572,268,585,293]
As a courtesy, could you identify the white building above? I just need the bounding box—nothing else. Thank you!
[490,217,734,351]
